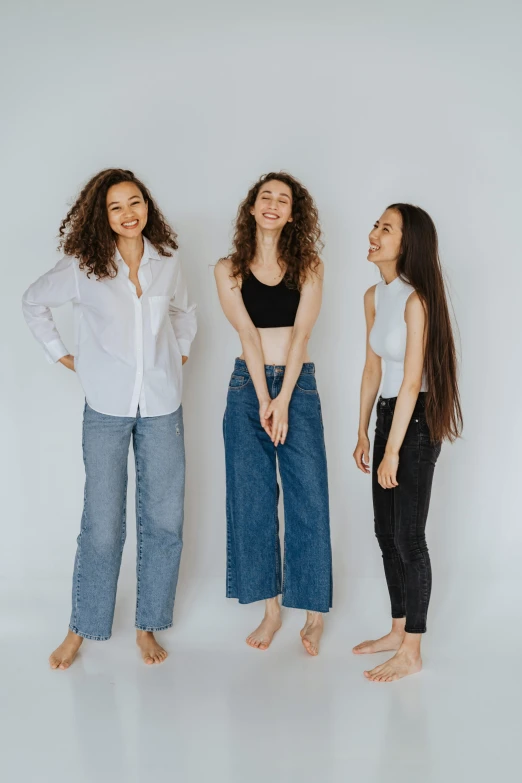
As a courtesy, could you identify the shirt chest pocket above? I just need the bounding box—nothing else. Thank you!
[148,295,171,335]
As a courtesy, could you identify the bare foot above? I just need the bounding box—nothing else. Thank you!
[136,630,168,665]
[300,611,324,656]
[246,599,282,650]
[364,648,422,682]
[353,618,406,655]
[49,630,83,670]
[352,631,405,655]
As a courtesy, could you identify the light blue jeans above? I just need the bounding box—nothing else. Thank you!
[69,402,185,640]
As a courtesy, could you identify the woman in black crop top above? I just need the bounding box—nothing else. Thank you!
[215,172,332,656]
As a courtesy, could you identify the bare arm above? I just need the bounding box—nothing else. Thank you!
[265,261,324,446]
[377,292,426,488]
[353,285,382,473]
[214,260,271,434]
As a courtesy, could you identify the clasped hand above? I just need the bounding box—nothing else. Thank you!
[259,395,289,447]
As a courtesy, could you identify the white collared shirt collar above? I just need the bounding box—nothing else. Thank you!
[114,235,160,267]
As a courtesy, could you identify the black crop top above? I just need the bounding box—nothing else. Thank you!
[241,272,300,328]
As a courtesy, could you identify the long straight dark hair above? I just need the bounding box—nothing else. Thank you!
[388,203,463,442]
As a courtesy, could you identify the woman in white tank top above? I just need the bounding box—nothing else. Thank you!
[352,204,462,682]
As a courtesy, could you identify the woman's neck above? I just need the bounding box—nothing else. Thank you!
[116,234,144,268]
[379,261,399,285]
[253,228,282,267]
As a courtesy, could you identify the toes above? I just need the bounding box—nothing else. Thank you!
[302,638,318,656]
[258,642,268,650]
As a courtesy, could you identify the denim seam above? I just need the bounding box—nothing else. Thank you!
[393,483,407,617]
[72,423,87,630]
[410,426,429,630]
[135,435,144,627]
[274,482,281,596]
[224,409,234,598]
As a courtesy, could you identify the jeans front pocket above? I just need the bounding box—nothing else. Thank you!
[149,295,171,335]
[228,374,251,390]
[295,373,318,393]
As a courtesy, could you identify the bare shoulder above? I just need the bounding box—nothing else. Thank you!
[364,283,377,314]
[405,290,426,323]
[405,290,425,313]
[364,284,377,305]
[302,257,324,288]
[214,257,233,279]
[314,257,324,276]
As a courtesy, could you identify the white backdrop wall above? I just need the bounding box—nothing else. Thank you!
[2,0,521,593]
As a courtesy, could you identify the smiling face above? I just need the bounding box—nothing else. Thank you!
[368,208,403,267]
[106,181,148,238]
[250,179,293,231]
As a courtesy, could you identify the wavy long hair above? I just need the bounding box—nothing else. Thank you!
[58,169,178,279]
[227,172,323,289]
[389,203,463,442]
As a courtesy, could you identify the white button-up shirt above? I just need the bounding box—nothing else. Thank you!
[22,237,197,417]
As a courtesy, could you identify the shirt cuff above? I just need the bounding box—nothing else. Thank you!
[44,339,69,364]
[177,339,191,358]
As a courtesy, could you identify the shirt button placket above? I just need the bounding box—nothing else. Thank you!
[132,295,145,416]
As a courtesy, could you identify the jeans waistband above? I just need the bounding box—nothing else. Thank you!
[378,391,427,415]
[234,358,315,376]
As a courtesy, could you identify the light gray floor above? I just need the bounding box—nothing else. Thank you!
[1,576,520,783]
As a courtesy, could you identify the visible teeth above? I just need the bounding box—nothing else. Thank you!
[123,220,138,227]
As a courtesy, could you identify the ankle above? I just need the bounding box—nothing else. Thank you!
[398,634,422,657]
[264,599,281,617]
[390,619,406,637]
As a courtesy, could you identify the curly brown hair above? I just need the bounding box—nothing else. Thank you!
[227,172,323,289]
[58,169,178,279]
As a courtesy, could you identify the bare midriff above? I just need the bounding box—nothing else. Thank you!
[239,326,311,366]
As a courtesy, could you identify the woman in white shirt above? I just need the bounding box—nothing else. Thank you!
[22,169,197,669]
[352,204,462,682]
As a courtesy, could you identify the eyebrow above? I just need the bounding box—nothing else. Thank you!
[375,220,394,229]
[260,189,290,199]
[107,197,141,207]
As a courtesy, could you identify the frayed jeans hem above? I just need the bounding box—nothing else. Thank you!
[231,592,281,605]
[69,625,111,641]
[135,622,173,632]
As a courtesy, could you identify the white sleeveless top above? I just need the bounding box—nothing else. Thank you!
[369,276,427,398]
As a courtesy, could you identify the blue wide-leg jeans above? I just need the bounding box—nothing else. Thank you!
[69,402,185,640]
[223,360,332,613]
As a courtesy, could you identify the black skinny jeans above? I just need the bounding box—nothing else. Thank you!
[373,393,441,634]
